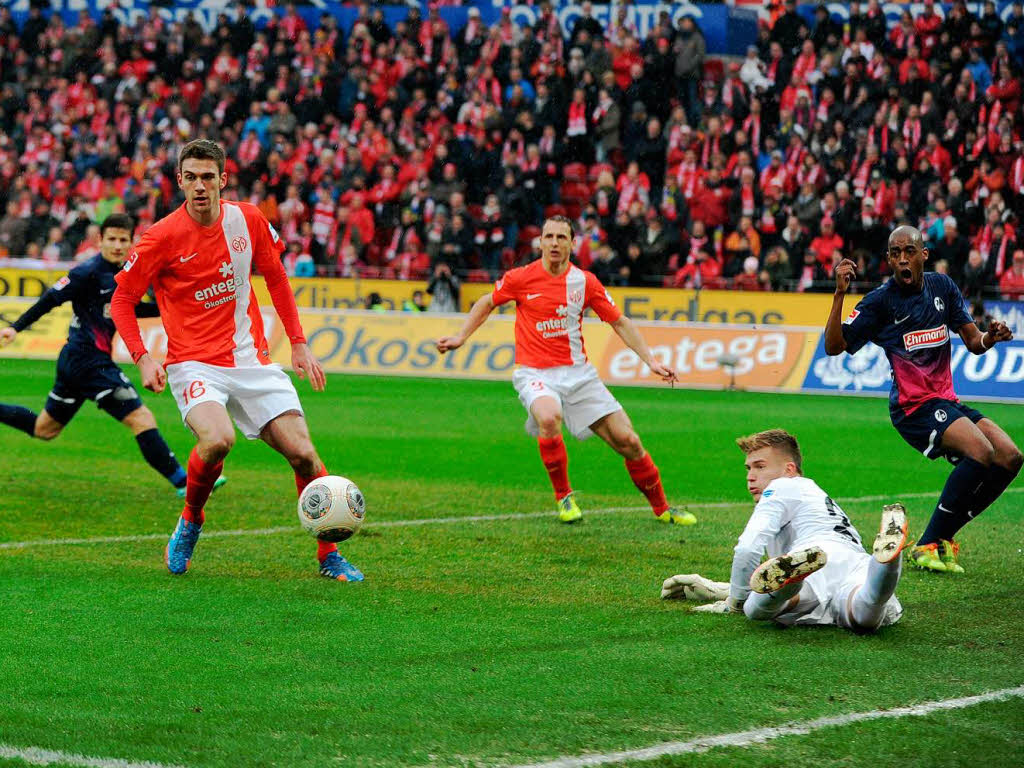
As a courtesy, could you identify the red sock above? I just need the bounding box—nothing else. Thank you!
[317,539,338,560]
[296,465,337,561]
[538,435,572,500]
[626,453,669,515]
[295,465,329,496]
[183,447,223,526]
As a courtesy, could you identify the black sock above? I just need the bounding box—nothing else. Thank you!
[918,457,989,545]
[0,404,38,437]
[968,463,1021,521]
[135,428,187,488]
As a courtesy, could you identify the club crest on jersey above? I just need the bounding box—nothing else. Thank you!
[230,236,248,253]
[843,309,859,324]
[903,325,948,351]
[568,289,582,304]
[934,297,945,312]
[762,489,775,498]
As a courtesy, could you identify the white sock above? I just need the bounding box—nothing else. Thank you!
[850,558,902,630]
[744,580,805,621]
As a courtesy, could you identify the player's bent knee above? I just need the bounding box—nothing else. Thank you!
[618,432,643,458]
[1005,446,1024,473]
[536,415,562,434]
[34,425,61,441]
[286,444,319,475]
[961,436,996,466]
[122,405,157,432]
[202,433,235,460]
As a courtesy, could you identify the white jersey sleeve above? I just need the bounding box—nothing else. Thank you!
[728,482,792,603]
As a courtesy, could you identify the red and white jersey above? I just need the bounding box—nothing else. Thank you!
[115,200,293,368]
[491,261,621,369]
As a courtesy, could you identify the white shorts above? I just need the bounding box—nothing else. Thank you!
[512,363,622,440]
[166,361,303,440]
[775,543,903,630]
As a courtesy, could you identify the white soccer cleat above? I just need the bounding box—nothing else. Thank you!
[873,503,909,564]
[749,546,828,595]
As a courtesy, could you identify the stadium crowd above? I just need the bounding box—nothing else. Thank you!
[0,0,1023,301]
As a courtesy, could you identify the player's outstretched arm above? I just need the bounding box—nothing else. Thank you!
[609,315,678,383]
[1,273,80,343]
[824,258,857,355]
[437,293,495,353]
[959,320,1013,355]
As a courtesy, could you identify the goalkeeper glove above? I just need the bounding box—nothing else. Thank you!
[692,597,745,614]
[661,573,730,601]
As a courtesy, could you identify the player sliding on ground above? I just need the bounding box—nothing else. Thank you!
[825,226,1022,574]
[0,214,217,498]
[436,215,695,525]
[661,430,907,632]
[111,139,362,582]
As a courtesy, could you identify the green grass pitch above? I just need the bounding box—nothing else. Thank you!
[0,358,1021,767]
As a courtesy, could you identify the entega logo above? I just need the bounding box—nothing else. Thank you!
[535,305,571,337]
[194,262,245,308]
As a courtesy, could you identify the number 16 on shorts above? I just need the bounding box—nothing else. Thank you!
[182,380,206,405]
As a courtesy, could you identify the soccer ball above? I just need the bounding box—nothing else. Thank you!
[297,475,366,542]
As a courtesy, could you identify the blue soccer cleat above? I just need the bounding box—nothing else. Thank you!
[319,551,364,582]
[176,475,227,499]
[165,515,203,575]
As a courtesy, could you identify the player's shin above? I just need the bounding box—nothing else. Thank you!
[849,558,902,631]
[966,462,1021,524]
[917,457,989,545]
[136,428,186,488]
[0,404,38,437]
[625,453,669,515]
[295,465,338,561]
[184,446,224,525]
[538,435,572,499]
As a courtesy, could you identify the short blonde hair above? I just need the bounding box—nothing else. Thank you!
[736,429,802,472]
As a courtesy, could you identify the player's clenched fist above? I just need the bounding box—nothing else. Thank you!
[985,320,1013,345]
[436,335,464,354]
[138,353,167,393]
[834,258,857,294]
[0,327,16,347]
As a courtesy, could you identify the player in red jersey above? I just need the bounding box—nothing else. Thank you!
[437,216,696,525]
[110,139,363,581]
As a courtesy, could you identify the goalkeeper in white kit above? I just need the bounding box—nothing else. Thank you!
[662,429,908,633]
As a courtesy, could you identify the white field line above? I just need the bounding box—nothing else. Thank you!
[0,743,186,768]
[3,688,1021,768]
[507,685,1024,768]
[1,487,1021,552]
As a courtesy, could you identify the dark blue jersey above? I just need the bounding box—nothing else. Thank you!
[12,256,158,357]
[841,272,973,416]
